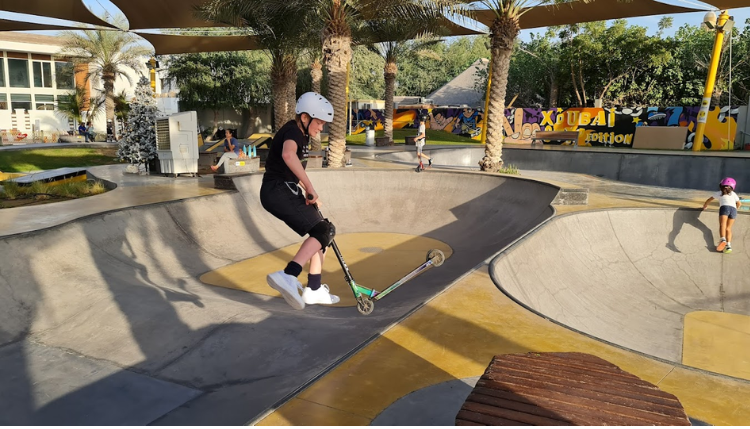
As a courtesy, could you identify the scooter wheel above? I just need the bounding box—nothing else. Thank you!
[426,249,445,267]
[415,166,422,173]
[357,297,375,315]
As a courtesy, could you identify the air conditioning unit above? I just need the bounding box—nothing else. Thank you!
[155,111,199,176]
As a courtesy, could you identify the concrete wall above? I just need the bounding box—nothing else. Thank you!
[377,146,750,192]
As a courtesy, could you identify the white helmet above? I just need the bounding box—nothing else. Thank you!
[296,92,334,123]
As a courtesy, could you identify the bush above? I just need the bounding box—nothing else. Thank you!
[0,179,107,204]
[1,181,20,199]
[498,164,519,175]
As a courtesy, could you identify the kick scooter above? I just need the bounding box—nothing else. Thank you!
[309,196,445,315]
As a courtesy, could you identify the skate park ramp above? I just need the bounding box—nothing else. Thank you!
[0,169,558,425]
[491,208,750,378]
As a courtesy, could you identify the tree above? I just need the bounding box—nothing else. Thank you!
[477,0,630,172]
[117,77,157,169]
[165,51,271,138]
[285,0,468,168]
[58,16,152,136]
[198,0,308,131]
[362,6,453,144]
[55,85,105,130]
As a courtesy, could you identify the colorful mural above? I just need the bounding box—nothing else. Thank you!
[349,105,740,150]
[349,107,485,139]
[501,106,740,150]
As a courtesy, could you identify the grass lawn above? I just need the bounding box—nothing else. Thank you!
[345,128,481,146]
[0,148,121,172]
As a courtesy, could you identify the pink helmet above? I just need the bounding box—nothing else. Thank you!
[720,177,737,189]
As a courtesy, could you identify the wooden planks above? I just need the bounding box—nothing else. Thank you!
[456,352,690,426]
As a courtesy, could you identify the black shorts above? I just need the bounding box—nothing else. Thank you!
[260,179,323,236]
[719,205,737,219]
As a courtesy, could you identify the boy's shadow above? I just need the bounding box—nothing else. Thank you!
[666,208,714,253]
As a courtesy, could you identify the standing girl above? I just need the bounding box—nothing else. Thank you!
[702,177,742,253]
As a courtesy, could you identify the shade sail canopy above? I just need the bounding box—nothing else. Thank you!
[0,18,92,32]
[0,0,116,28]
[442,17,487,36]
[698,0,750,9]
[110,0,223,30]
[474,0,705,30]
[137,33,261,55]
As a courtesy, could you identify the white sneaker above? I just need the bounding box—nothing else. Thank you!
[267,271,305,310]
[302,284,340,305]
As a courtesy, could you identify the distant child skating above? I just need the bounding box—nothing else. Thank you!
[702,177,742,253]
[415,114,432,172]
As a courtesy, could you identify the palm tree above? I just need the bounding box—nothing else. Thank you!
[477,0,620,171]
[198,0,308,131]
[58,20,151,137]
[290,0,467,168]
[362,12,450,145]
[55,85,105,130]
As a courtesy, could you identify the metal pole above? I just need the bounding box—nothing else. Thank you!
[693,10,729,151]
[728,28,732,150]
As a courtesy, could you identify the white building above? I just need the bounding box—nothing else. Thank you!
[0,31,158,143]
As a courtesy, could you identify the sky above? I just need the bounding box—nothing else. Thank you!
[1,0,749,47]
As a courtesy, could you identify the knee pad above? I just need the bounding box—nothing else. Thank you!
[309,219,336,249]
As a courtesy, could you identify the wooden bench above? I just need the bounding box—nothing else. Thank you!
[532,131,579,146]
[456,352,690,426]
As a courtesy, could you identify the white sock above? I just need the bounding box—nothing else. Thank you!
[721,237,727,242]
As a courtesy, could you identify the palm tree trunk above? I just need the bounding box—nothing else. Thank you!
[323,34,352,168]
[271,62,287,132]
[103,72,115,133]
[480,16,520,172]
[310,59,323,151]
[286,70,297,123]
[271,52,297,131]
[384,61,397,144]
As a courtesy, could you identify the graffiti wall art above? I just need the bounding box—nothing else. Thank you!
[349,105,740,150]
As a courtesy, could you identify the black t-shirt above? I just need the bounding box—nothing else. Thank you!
[263,120,308,183]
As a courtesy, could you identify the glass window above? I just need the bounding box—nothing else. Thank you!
[8,59,29,88]
[10,93,31,111]
[0,61,5,87]
[33,61,52,88]
[55,62,74,89]
[35,94,55,110]
[0,94,7,110]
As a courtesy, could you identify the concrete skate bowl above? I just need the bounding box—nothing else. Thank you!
[490,208,750,376]
[376,147,483,171]
[0,169,558,425]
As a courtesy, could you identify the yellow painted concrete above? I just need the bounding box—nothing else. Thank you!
[683,311,750,381]
[256,267,750,426]
[0,172,25,181]
[257,398,370,426]
[200,232,452,307]
[554,192,708,214]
